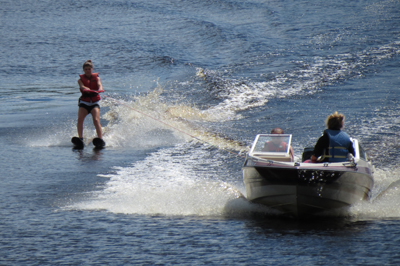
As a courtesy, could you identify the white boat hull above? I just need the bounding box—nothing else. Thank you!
[243,159,374,217]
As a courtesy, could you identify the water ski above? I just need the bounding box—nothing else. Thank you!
[71,137,84,149]
[93,137,105,149]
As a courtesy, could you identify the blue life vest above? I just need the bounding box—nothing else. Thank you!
[324,129,352,162]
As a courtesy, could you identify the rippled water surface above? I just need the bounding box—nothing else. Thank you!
[1,0,400,264]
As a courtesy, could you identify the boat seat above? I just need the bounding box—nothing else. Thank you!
[302,147,314,162]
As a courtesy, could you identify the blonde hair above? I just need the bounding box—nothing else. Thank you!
[83,60,93,69]
[326,111,344,130]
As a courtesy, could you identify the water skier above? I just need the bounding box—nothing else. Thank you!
[76,60,104,143]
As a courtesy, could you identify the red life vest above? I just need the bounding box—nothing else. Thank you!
[79,73,101,102]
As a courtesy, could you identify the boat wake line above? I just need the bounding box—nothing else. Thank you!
[102,94,247,158]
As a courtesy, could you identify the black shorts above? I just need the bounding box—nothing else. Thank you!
[79,103,100,114]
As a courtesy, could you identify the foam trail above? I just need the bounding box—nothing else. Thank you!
[100,89,248,152]
[70,143,269,217]
[196,41,400,115]
[347,167,400,220]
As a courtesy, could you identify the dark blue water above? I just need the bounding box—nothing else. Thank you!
[1,0,400,264]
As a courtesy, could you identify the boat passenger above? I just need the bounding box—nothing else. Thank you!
[76,60,104,141]
[263,128,294,160]
[310,112,355,163]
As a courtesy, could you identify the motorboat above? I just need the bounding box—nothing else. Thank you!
[242,134,374,218]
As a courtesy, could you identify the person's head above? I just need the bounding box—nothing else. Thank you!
[270,128,284,144]
[326,111,345,130]
[82,60,93,76]
[271,128,284,134]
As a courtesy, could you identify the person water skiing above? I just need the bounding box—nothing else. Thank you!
[75,60,104,143]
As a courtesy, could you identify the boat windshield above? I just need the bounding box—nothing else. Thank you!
[249,134,292,158]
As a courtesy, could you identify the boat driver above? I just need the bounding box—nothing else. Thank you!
[263,128,294,160]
